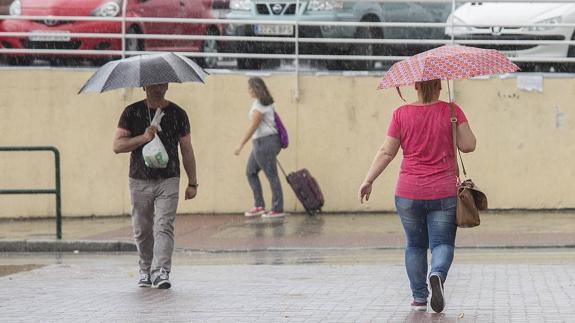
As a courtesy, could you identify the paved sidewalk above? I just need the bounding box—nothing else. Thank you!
[1,249,575,322]
[1,211,575,251]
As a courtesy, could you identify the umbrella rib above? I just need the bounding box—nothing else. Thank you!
[165,54,187,84]
[173,53,208,82]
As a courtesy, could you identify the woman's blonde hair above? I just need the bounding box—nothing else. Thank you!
[248,77,274,106]
[415,79,441,103]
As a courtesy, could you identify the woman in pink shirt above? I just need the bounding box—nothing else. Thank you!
[359,79,476,313]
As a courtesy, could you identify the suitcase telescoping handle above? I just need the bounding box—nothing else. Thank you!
[277,159,288,178]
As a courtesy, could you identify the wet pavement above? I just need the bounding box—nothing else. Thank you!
[1,249,575,322]
[2,211,575,251]
[2,212,575,321]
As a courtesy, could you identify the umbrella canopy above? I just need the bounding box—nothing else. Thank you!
[378,45,519,90]
[78,52,208,94]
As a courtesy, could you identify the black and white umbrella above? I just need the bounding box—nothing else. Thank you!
[78,52,208,94]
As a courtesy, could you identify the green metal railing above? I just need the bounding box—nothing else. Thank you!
[0,146,62,239]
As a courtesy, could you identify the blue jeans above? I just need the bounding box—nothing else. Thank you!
[395,196,457,303]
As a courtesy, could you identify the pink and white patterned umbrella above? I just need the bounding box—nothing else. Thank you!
[378,45,519,90]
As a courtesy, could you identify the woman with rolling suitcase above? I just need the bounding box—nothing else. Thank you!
[234,77,286,218]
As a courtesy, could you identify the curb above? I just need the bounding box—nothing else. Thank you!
[0,240,137,252]
[2,241,574,253]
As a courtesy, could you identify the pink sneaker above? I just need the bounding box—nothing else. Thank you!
[411,300,427,312]
[262,211,286,218]
[245,207,266,217]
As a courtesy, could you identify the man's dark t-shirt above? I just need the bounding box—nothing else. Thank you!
[118,100,190,180]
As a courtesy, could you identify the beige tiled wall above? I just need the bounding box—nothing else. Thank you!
[0,70,572,217]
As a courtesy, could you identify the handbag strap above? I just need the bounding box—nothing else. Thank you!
[448,84,467,180]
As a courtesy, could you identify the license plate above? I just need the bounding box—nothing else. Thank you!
[29,30,71,42]
[254,24,294,36]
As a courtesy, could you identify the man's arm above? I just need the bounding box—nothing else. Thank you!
[180,134,197,200]
[113,127,156,154]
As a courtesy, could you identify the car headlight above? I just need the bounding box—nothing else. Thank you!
[525,16,562,32]
[91,1,121,17]
[9,0,22,16]
[307,0,343,12]
[230,0,251,11]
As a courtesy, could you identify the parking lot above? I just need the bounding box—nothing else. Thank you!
[0,0,573,72]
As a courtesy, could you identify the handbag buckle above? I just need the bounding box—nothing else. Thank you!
[450,117,458,123]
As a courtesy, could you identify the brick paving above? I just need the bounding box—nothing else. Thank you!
[1,251,575,322]
[2,212,575,322]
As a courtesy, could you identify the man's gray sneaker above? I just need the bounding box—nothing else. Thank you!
[138,272,152,288]
[152,268,171,289]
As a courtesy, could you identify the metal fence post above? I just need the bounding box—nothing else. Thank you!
[52,148,62,240]
[0,146,62,240]
[451,0,456,45]
[449,0,456,102]
[294,0,301,102]
[121,0,128,59]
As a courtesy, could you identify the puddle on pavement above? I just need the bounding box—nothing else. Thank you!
[0,248,574,269]
[0,264,44,277]
[403,311,481,322]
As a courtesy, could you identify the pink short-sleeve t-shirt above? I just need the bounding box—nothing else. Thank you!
[387,101,468,200]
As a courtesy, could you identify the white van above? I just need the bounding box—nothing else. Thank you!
[445,2,575,64]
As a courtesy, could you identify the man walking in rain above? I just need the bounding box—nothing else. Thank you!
[113,83,198,289]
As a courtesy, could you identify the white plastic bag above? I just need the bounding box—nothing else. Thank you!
[143,135,169,168]
[142,109,169,168]
[149,108,164,131]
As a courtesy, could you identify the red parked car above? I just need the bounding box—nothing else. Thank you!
[0,0,226,67]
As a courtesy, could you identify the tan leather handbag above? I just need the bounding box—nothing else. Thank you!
[450,103,488,228]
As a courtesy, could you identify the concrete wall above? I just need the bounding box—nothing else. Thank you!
[0,70,573,218]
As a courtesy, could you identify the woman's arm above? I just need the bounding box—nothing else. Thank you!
[358,136,401,203]
[456,123,476,153]
[234,110,263,155]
